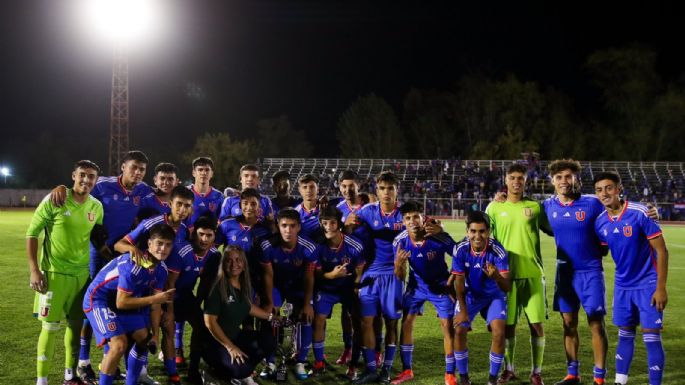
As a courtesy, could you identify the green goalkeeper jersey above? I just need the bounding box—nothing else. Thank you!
[485,198,551,279]
[26,189,103,275]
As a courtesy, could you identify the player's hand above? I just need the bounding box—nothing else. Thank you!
[99,246,114,262]
[261,301,274,315]
[453,312,469,329]
[396,248,410,263]
[483,262,499,278]
[301,304,314,323]
[424,218,443,236]
[646,204,660,221]
[147,339,158,354]
[152,288,176,304]
[329,263,351,279]
[344,212,359,227]
[494,191,507,203]
[225,345,248,365]
[651,288,668,312]
[29,269,47,294]
[49,185,68,207]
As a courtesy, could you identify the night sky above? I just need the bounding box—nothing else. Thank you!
[1,1,683,185]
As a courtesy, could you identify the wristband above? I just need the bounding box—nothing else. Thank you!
[267,313,273,322]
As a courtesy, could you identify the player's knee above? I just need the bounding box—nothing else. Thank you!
[107,338,127,357]
[455,326,469,338]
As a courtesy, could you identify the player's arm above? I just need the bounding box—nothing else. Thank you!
[261,262,274,313]
[49,185,68,207]
[301,263,315,323]
[486,264,511,292]
[26,197,54,293]
[452,273,469,327]
[115,287,175,310]
[649,235,669,311]
[164,271,180,322]
[114,234,144,261]
[539,204,554,236]
[149,303,162,347]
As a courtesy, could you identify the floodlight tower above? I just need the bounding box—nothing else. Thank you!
[109,44,130,175]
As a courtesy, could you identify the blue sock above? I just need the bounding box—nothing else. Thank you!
[454,350,468,376]
[103,343,109,355]
[399,344,413,370]
[351,344,362,367]
[383,344,397,370]
[126,345,148,385]
[644,332,664,385]
[375,335,384,353]
[313,340,325,362]
[79,336,91,361]
[593,366,606,382]
[363,346,377,372]
[445,353,455,374]
[615,329,635,383]
[567,360,579,377]
[343,333,353,350]
[164,358,177,376]
[297,322,313,363]
[175,322,185,350]
[99,372,115,385]
[489,352,504,378]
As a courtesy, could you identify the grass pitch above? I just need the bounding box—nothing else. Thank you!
[1,209,684,384]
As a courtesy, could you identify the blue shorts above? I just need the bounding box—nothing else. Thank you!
[359,272,403,320]
[553,268,606,317]
[403,285,455,319]
[86,305,148,346]
[455,296,507,326]
[612,286,663,329]
[314,290,355,317]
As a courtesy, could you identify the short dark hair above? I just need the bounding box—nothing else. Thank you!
[319,205,343,229]
[548,159,581,176]
[506,163,527,175]
[272,170,290,183]
[73,160,101,175]
[148,223,176,241]
[193,215,217,233]
[593,171,621,186]
[192,157,214,170]
[240,164,260,175]
[338,170,358,183]
[240,188,261,202]
[377,171,399,186]
[121,150,149,165]
[298,173,319,185]
[277,207,301,224]
[154,162,178,175]
[466,211,491,230]
[399,201,423,216]
[170,185,194,202]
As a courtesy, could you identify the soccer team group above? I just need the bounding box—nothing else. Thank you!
[26,152,669,385]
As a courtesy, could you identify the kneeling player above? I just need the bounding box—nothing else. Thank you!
[391,201,457,385]
[311,206,365,377]
[82,224,176,385]
[452,211,511,385]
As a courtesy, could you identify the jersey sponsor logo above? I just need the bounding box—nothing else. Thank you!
[524,208,533,218]
[107,321,117,332]
[655,318,662,324]
[199,202,206,207]
[227,295,235,303]
[242,237,248,242]
[88,212,96,222]
[563,212,571,217]
[500,212,508,217]
[623,225,633,237]
[613,228,619,234]
[575,211,586,221]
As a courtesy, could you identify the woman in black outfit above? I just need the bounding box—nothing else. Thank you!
[203,245,276,383]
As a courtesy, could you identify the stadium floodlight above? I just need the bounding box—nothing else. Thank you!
[1,167,9,184]
[81,0,162,45]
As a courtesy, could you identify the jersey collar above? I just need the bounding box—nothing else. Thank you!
[607,200,629,222]
[470,239,490,257]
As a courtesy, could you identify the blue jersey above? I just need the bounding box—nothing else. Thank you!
[91,176,154,247]
[451,239,509,299]
[217,217,271,266]
[83,253,167,312]
[595,202,663,289]
[336,200,364,223]
[124,214,189,251]
[219,195,273,221]
[294,203,321,238]
[394,231,456,289]
[543,194,605,272]
[188,185,223,224]
[316,235,365,292]
[260,235,319,292]
[138,192,171,221]
[356,202,404,274]
[271,196,302,217]
[166,242,219,296]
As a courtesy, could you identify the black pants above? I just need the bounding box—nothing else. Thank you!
[202,327,276,379]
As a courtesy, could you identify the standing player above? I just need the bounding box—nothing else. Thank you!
[187,157,224,224]
[594,172,668,385]
[27,160,104,385]
[311,206,365,376]
[271,170,301,216]
[83,224,177,385]
[260,208,319,381]
[542,160,609,385]
[138,163,179,221]
[295,174,323,238]
[391,201,457,385]
[485,163,552,385]
[219,164,273,221]
[452,211,511,385]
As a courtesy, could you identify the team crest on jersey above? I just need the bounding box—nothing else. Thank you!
[552,212,557,218]
[107,321,117,332]
[523,208,533,218]
[293,258,303,267]
[209,202,217,212]
[133,196,140,206]
[575,211,586,221]
[623,225,633,237]
[426,251,437,260]
[393,223,403,231]
[39,306,50,317]
[87,212,96,222]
